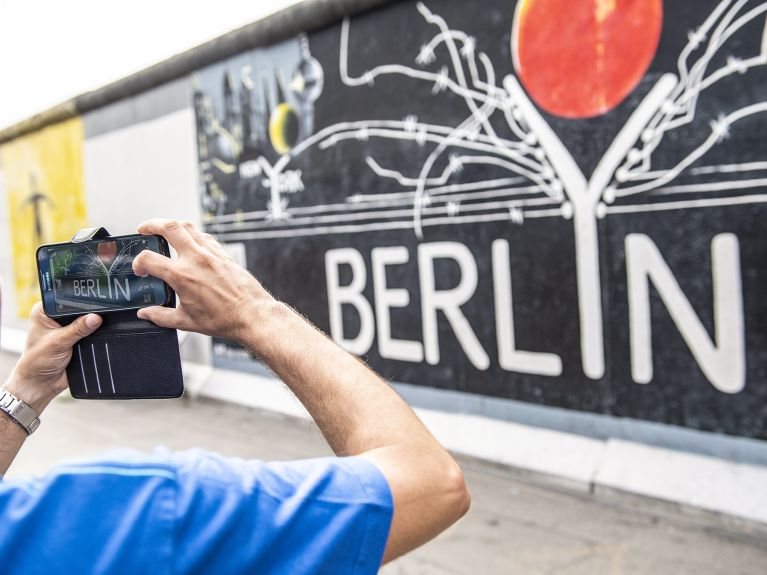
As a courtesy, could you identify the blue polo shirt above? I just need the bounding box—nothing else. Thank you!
[0,448,393,575]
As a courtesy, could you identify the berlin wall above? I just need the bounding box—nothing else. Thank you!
[1,0,766,443]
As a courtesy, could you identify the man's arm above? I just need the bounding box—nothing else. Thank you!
[0,307,102,475]
[133,219,470,563]
[243,305,470,562]
[0,394,27,476]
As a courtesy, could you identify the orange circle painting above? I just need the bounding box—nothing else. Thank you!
[512,0,663,118]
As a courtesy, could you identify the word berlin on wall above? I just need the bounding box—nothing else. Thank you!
[193,0,767,440]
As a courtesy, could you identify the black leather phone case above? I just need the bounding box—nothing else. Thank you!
[59,227,184,400]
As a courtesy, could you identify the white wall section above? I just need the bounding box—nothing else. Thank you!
[83,108,201,233]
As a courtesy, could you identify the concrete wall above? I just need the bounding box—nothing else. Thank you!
[82,80,200,235]
[186,0,767,444]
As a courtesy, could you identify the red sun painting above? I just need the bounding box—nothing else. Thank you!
[512,0,663,119]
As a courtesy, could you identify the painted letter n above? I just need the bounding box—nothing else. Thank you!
[625,233,744,394]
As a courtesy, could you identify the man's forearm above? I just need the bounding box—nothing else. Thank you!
[0,377,32,476]
[0,371,60,476]
[242,301,441,457]
[0,415,26,476]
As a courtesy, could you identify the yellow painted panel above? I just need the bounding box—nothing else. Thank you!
[1,117,88,318]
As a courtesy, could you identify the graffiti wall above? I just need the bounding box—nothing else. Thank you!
[0,118,88,318]
[191,0,767,440]
[0,0,765,443]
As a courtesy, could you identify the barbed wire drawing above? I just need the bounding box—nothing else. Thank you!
[205,0,767,380]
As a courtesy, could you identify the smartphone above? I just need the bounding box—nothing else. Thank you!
[37,234,173,319]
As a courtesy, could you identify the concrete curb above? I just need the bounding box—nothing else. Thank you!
[594,439,767,525]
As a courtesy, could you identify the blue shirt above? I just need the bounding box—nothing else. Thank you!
[0,448,393,575]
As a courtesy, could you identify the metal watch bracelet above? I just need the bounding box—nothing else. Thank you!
[0,390,40,435]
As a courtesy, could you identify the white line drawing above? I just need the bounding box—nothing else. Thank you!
[77,344,88,394]
[91,343,102,394]
[105,342,116,394]
[204,0,767,380]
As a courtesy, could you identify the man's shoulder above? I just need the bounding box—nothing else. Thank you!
[0,447,178,491]
[159,448,392,507]
[0,449,393,575]
[0,448,181,575]
[2,448,390,498]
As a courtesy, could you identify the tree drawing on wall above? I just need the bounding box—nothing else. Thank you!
[206,0,767,381]
[313,0,767,380]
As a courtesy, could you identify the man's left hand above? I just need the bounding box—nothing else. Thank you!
[4,304,102,413]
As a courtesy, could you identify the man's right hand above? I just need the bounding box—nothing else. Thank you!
[132,219,279,342]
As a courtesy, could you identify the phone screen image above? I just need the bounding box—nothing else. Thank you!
[37,234,170,318]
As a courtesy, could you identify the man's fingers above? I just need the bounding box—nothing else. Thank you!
[59,314,102,346]
[180,221,208,247]
[137,305,184,329]
[180,221,227,257]
[137,219,197,253]
[132,250,178,289]
[201,232,228,257]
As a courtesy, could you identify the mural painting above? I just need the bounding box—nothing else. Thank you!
[191,0,767,439]
[0,117,88,318]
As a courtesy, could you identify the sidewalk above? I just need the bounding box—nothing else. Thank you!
[2,353,766,574]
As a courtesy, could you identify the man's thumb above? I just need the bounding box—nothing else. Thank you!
[60,314,102,346]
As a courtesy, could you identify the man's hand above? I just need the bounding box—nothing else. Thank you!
[132,219,279,342]
[4,304,102,413]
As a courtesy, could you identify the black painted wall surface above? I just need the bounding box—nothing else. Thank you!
[192,0,767,440]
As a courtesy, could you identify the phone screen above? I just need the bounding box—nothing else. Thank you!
[37,234,170,318]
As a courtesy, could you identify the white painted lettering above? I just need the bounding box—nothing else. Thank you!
[492,239,562,376]
[113,278,131,301]
[626,233,744,393]
[418,242,489,370]
[371,246,423,362]
[325,248,375,355]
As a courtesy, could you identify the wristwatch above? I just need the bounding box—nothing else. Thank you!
[0,390,40,435]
